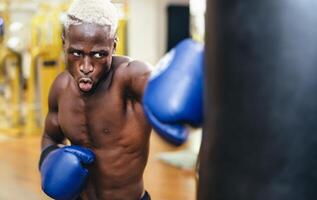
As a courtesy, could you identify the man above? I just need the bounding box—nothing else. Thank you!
[39,0,204,199]
[39,0,152,200]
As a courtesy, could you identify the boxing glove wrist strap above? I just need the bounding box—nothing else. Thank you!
[39,145,59,169]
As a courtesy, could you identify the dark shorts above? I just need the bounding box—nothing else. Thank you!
[141,191,151,200]
[76,191,151,200]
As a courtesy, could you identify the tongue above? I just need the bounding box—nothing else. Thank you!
[79,82,92,92]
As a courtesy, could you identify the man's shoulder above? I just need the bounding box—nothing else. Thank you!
[112,55,132,67]
[50,71,72,96]
[53,72,71,87]
[112,55,152,78]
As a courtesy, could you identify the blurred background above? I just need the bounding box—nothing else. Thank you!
[0,0,205,199]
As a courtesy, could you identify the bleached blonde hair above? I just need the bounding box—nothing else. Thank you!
[64,0,119,38]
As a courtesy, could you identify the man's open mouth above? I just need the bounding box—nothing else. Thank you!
[78,77,93,92]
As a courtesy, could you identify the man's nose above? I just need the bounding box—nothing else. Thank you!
[80,56,94,74]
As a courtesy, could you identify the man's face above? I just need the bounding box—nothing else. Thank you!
[63,23,116,94]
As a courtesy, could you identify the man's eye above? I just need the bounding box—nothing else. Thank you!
[72,51,81,57]
[93,52,106,59]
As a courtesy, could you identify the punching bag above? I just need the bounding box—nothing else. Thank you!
[199,0,317,199]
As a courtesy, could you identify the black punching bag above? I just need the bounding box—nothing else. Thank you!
[199,0,317,199]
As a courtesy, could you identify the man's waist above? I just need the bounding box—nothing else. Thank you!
[81,178,145,200]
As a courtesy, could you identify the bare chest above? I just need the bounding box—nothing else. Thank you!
[58,91,124,146]
[57,89,149,148]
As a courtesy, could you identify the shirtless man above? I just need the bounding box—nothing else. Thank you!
[39,0,151,200]
[39,1,204,200]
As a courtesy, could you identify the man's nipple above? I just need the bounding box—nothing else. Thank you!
[103,128,111,134]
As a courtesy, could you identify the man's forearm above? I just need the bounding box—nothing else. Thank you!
[41,132,66,150]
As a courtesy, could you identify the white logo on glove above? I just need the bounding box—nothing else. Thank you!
[150,49,176,80]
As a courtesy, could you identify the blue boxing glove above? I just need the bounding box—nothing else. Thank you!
[0,17,4,37]
[39,145,95,200]
[143,39,204,145]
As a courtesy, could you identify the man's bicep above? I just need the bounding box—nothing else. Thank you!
[127,61,152,99]
[41,75,66,149]
[41,111,65,150]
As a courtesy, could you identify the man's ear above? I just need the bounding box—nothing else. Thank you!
[113,35,118,53]
[62,28,65,46]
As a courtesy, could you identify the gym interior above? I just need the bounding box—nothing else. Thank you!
[0,0,204,199]
[1,0,317,200]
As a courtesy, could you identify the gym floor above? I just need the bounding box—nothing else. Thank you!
[0,132,195,200]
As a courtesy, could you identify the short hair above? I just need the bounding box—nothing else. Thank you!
[64,0,119,38]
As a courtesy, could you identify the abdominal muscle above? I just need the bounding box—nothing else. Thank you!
[80,136,149,200]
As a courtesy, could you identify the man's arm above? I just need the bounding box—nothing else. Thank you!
[142,39,204,145]
[41,73,66,150]
[39,73,95,200]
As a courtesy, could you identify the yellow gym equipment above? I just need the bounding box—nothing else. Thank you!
[0,0,9,25]
[0,1,25,136]
[0,48,24,136]
[117,19,127,55]
[25,2,67,134]
[115,1,128,55]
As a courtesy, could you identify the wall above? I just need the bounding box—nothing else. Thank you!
[128,0,189,65]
